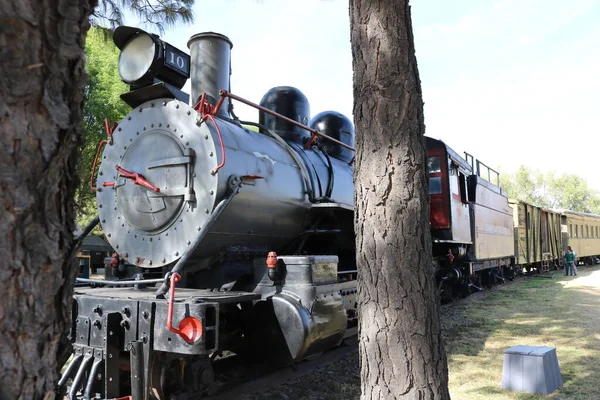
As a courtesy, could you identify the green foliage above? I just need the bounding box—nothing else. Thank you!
[92,0,195,33]
[76,27,131,229]
[500,166,600,213]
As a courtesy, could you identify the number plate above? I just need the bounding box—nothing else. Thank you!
[164,43,190,77]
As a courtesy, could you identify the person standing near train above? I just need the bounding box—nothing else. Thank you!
[564,247,576,276]
[569,246,578,276]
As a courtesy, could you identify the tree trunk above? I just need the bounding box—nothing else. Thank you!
[350,1,451,399]
[0,1,95,399]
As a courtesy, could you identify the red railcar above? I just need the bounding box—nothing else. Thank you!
[426,137,514,298]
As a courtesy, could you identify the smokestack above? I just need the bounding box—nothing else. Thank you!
[187,32,233,117]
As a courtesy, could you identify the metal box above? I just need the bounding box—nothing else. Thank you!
[501,345,562,395]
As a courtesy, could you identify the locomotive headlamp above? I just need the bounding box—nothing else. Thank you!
[113,26,190,90]
[118,33,157,83]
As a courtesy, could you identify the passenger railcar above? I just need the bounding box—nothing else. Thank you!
[562,210,600,264]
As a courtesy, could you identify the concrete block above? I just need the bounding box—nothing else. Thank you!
[501,345,562,395]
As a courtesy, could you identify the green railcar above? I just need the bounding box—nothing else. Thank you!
[509,200,563,271]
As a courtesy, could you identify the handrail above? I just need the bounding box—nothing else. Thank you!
[214,90,356,164]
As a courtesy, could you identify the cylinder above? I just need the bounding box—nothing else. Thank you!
[187,32,233,117]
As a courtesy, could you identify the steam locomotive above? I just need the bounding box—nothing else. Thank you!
[59,27,358,399]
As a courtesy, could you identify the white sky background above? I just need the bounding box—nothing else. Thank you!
[145,0,600,189]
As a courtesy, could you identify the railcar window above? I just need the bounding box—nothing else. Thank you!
[427,156,441,174]
[429,177,442,194]
[586,225,589,238]
[570,224,573,237]
[575,225,578,238]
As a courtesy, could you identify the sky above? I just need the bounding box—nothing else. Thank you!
[129,0,600,189]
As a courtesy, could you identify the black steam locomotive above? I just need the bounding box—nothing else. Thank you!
[59,27,358,399]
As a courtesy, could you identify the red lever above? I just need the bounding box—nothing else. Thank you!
[167,273,203,343]
[116,166,160,192]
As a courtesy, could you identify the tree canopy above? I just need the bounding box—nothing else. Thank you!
[500,165,600,213]
[93,0,194,33]
[76,27,131,230]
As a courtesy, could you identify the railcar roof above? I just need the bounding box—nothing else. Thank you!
[425,136,472,173]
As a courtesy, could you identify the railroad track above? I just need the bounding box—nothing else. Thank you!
[207,336,358,400]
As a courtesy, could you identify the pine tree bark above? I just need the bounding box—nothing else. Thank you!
[0,1,95,399]
[350,1,451,399]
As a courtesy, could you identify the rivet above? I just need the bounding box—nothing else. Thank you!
[186,142,189,146]
[149,237,153,242]
[197,226,201,231]
[159,123,162,127]
[205,209,209,214]
[102,219,106,223]
[181,135,184,138]
[130,138,132,142]
[123,146,127,150]
[162,258,166,263]
[151,103,155,107]
[176,104,180,109]
[139,108,142,112]
[99,204,103,208]
[116,245,119,249]
[174,128,177,132]
[128,116,131,120]
[166,124,170,128]
[204,135,209,140]
[175,252,179,256]
[143,127,146,131]
[209,152,214,157]
[149,260,153,266]
[134,235,137,238]
[187,111,191,115]
[99,171,103,176]
[163,101,167,106]
[151,124,154,128]
[107,233,111,237]
[187,241,191,245]
[166,233,169,236]
[97,188,102,192]
[118,127,122,131]
[209,190,214,195]
[136,132,140,135]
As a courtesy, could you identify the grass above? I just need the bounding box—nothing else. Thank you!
[443,265,600,400]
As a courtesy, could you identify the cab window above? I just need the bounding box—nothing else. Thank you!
[427,156,441,173]
[429,177,442,194]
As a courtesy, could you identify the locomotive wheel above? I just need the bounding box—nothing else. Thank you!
[149,353,217,399]
[149,354,171,400]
